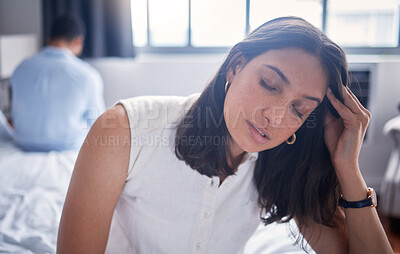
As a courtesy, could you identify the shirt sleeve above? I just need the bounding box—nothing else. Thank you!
[84,68,106,127]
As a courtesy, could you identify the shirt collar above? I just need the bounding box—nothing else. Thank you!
[244,151,259,162]
[42,46,75,57]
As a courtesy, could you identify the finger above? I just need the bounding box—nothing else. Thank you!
[326,88,354,120]
[345,86,362,108]
[345,86,370,116]
[340,85,364,115]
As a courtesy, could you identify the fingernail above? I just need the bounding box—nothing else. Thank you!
[327,88,333,94]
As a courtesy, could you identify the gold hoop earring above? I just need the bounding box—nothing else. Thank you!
[225,81,230,94]
[286,133,296,145]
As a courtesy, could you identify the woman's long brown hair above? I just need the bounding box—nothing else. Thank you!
[174,16,348,250]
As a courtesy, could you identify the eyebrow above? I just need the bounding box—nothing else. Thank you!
[264,64,321,104]
[264,64,290,85]
[303,95,321,104]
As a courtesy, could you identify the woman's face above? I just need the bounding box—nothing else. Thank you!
[224,47,328,154]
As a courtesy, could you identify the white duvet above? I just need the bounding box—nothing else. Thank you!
[0,136,310,254]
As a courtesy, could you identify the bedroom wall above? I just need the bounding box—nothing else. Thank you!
[0,0,42,42]
[86,54,226,107]
[0,0,42,79]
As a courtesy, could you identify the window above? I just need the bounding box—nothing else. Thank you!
[149,0,188,46]
[191,0,245,47]
[130,0,400,53]
[250,0,322,32]
[326,0,399,47]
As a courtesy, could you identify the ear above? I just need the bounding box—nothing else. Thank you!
[226,54,246,83]
[72,36,84,46]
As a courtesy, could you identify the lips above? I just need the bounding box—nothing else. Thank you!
[246,120,271,144]
[247,121,271,139]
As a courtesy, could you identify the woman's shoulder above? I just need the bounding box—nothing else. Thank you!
[86,104,130,147]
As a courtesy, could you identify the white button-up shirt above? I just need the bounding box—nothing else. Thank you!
[105,93,261,254]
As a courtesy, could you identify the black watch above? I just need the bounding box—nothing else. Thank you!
[338,187,377,208]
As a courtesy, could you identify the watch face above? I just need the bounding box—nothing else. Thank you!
[369,187,377,207]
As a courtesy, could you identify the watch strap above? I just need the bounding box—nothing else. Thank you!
[339,196,373,208]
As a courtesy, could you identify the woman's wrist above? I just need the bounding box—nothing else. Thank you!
[335,165,369,202]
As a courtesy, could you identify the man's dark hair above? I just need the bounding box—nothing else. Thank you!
[49,14,85,42]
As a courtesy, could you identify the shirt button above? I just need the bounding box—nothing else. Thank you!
[196,242,202,250]
[204,211,211,218]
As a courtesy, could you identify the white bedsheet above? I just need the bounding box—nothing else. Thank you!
[0,136,311,254]
[0,137,78,253]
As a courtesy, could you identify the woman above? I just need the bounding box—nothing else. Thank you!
[57,17,393,253]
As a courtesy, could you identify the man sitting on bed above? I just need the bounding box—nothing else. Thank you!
[10,14,105,152]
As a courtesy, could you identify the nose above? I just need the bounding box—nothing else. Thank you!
[263,106,286,126]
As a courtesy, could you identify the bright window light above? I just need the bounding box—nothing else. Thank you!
[249,0,322,32]
[191,0,246,47]
[130,0,400,51]
[131,0,189,47]
[131,0,147,47]
[148,0,188,46]
[327,0,400,47]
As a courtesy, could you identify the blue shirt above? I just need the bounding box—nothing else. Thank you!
[11,46,105,151]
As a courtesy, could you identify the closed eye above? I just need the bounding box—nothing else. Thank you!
[259,78,306,119]
[292,104,304,119]
[259,79,277,91]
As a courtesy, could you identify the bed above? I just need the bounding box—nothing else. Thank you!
[0,134,78,253]
[0,131,311,253]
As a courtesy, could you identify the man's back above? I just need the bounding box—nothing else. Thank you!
[11,46,105,151]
